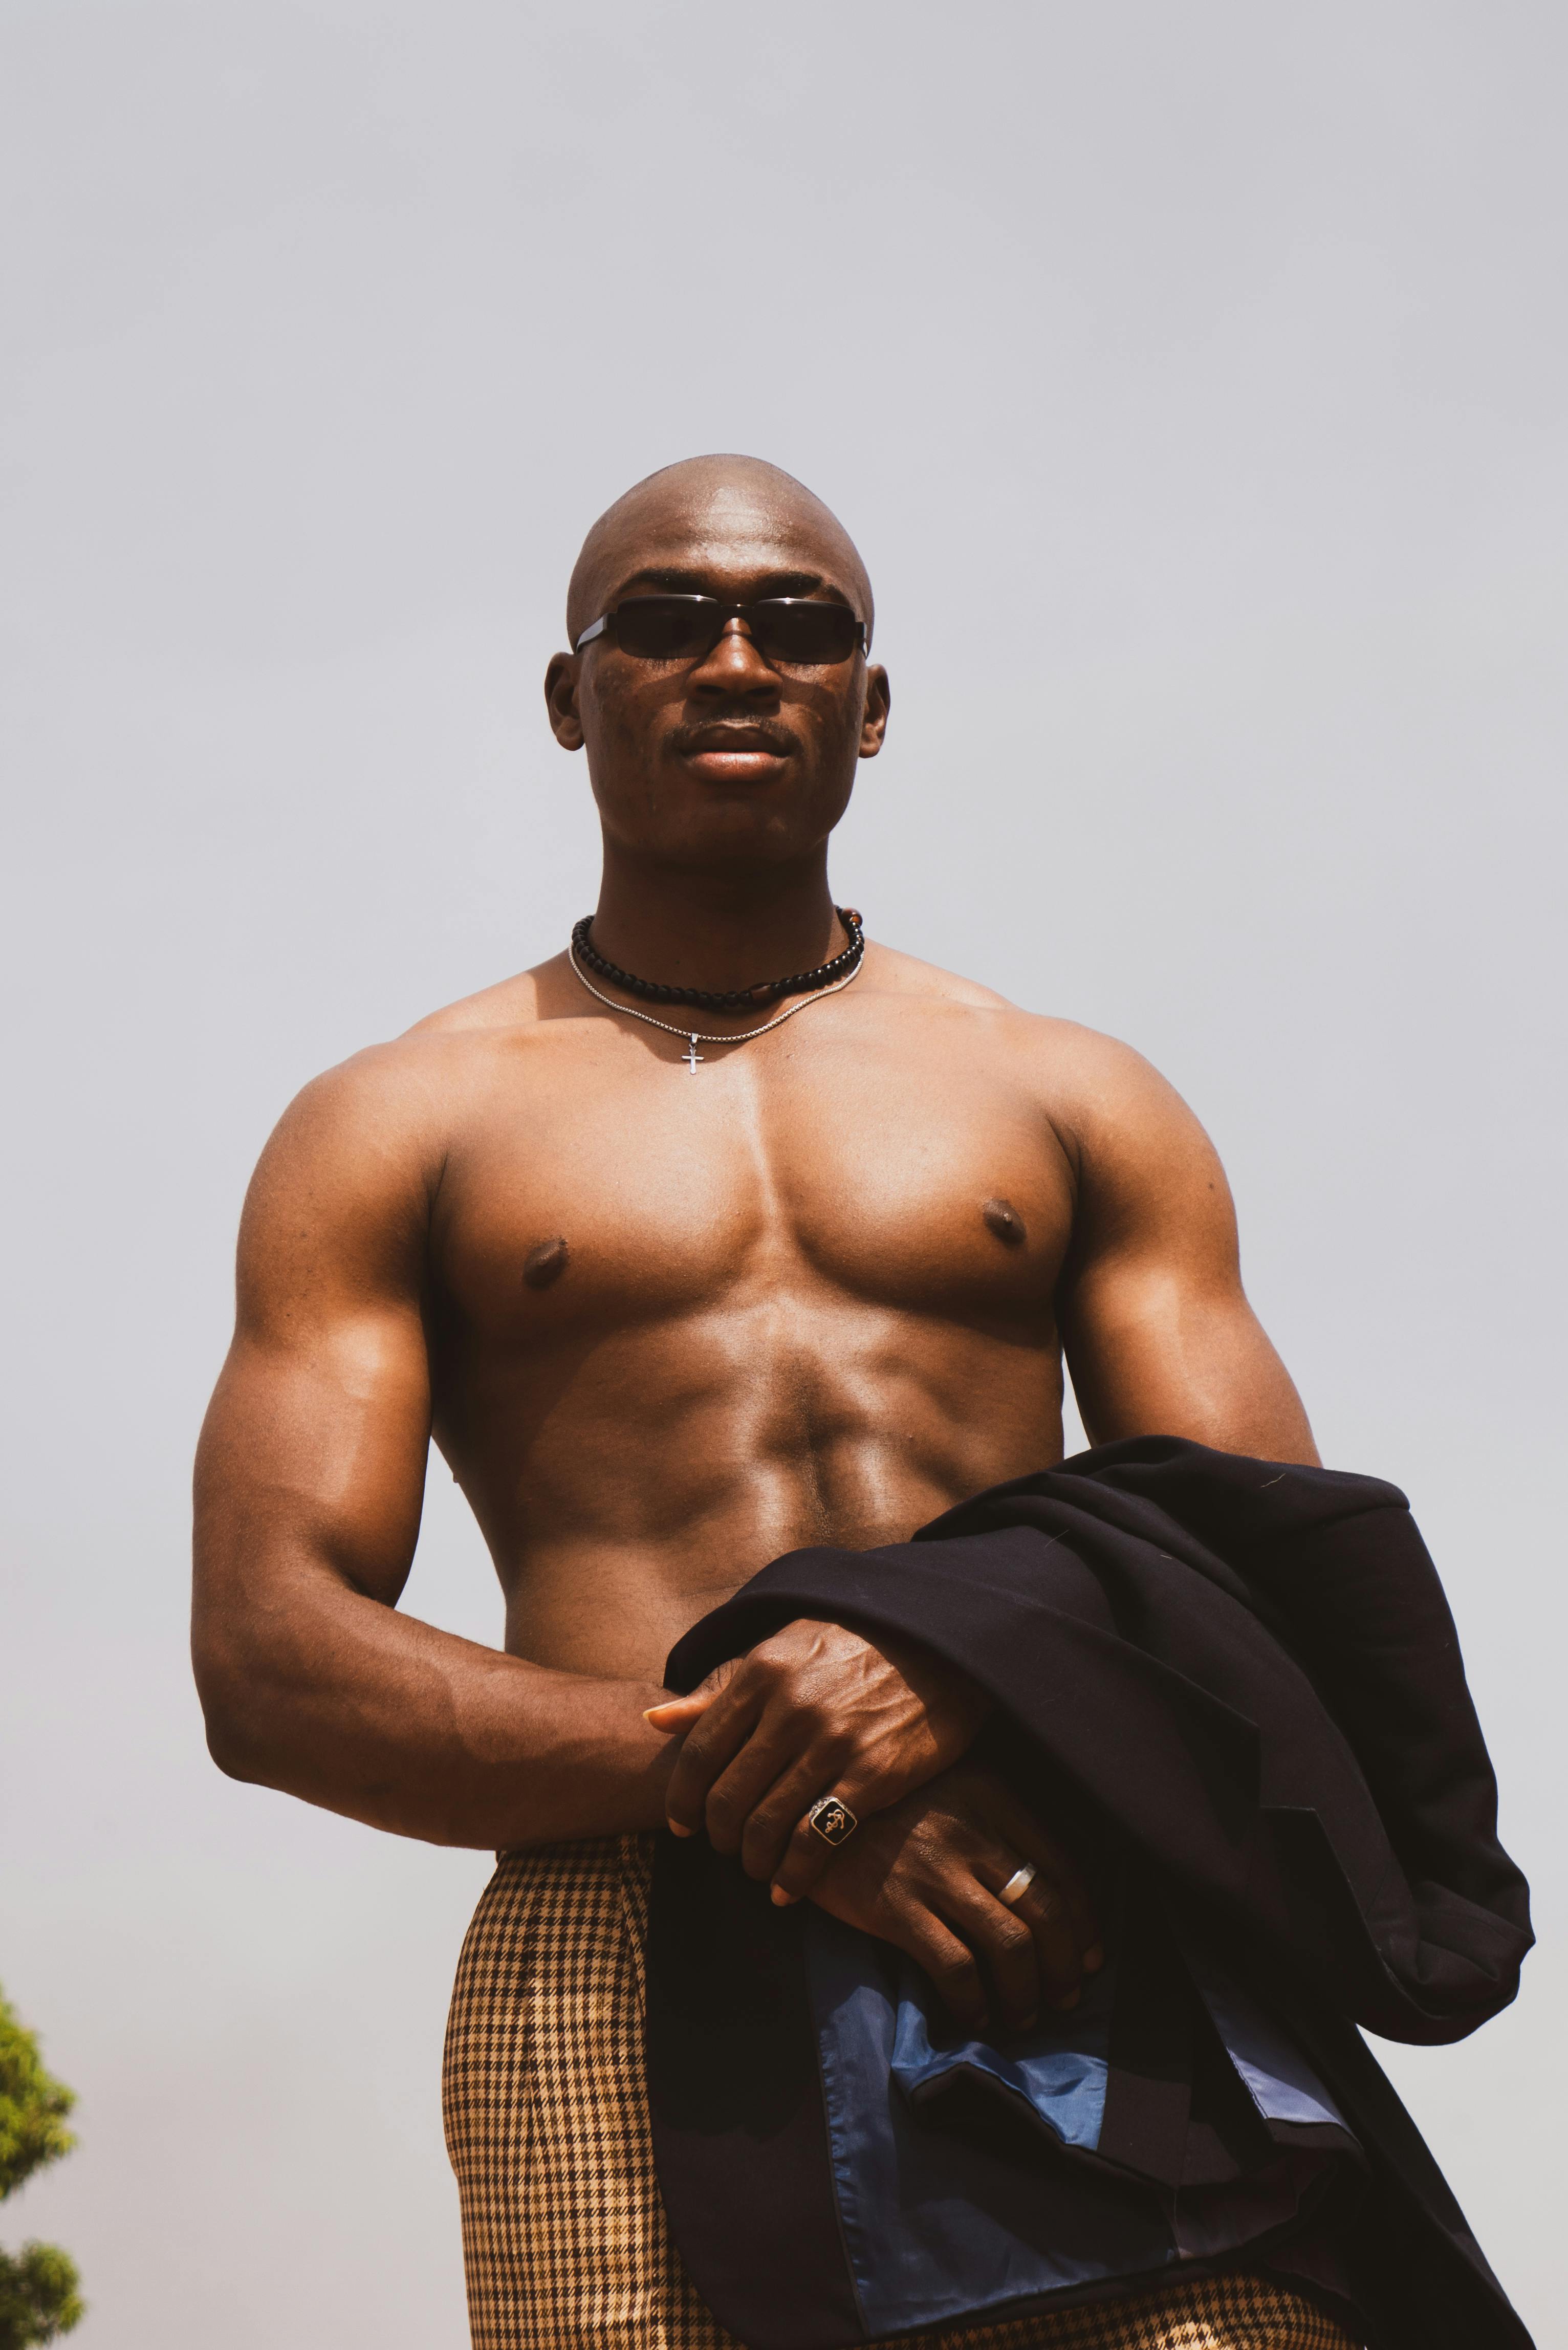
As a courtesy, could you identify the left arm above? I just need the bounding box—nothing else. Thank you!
[657,1030,1317,1897]
[1051,1031,1318,1462]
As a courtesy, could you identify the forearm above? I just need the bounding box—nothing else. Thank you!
[193,1566,676,1849]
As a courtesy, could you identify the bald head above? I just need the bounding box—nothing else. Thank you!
[545,452,890,877]
[565,455,875,649]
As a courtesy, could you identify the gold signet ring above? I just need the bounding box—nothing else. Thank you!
[998,1863,1037,1908]
[806,1795,859,1847]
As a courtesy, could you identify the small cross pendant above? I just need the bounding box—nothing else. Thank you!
[683,1037,704,1073]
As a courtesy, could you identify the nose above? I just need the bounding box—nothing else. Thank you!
[688,615,778,695]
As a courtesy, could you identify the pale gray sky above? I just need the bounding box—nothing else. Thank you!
[2,5,1563,2343]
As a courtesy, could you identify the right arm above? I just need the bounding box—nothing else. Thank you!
[193,1052,1098,2015]
[191,1053,675,1849]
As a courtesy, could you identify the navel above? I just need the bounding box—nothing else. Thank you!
[982,1197,1027,1247]
[523,1235,570,1290]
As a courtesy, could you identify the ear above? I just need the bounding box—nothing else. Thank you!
[858,663,890,760]
[545,651,585,751]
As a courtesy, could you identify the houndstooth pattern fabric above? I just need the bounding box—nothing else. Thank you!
[443,1837,1359,2350]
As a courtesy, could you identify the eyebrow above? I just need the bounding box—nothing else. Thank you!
[614,566,853,607]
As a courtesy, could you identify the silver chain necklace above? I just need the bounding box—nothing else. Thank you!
[567,940,865,1071]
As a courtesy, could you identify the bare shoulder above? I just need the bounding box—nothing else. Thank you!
[867,937,1208,1168]
[403,958,555,1039]
[251,948,575,1190]
[867,940,1168,1085]
[275,955,568,1146]
[863,938,1018,1011]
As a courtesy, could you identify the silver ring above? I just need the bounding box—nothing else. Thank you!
[805,1795,859,1848]
[997,1862,1037,1908]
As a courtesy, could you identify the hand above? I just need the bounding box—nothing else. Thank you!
[807,1761,1103,2035]
[646,1618,991,1900]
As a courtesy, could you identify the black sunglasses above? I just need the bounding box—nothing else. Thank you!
[574,595,867,667]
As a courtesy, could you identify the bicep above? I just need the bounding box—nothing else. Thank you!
[1055,1048,1317,1464]
[195,1310,432,1607]
[193,1065,438,1653]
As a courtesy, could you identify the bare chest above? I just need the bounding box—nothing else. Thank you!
[430,1015,1075,1354]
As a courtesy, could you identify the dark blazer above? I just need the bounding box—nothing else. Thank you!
[649,1440,1534,2350]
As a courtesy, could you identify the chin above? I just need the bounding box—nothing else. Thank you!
[597,764,854,868]
[650,819,819,872]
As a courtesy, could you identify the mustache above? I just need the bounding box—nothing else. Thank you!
[669,717,800,757]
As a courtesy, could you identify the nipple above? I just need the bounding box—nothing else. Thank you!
[523,1236,570,1290]
[982,1198,1027,1247]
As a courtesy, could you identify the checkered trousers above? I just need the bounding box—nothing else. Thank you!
[442,1837,1359,2350]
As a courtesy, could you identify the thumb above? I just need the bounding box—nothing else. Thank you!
[642,1692,713,1734]
[643,1654,742,1732]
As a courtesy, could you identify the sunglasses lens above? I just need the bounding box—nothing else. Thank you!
[612,598,720,660]
[607,597,862,664]
[751,602,862,664]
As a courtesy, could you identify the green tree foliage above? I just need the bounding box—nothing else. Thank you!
[0,1992,83,2347]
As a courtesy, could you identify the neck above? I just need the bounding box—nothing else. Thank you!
[589,851,846,993]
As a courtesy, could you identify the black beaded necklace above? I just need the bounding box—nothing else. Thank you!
[570,907,864,1014]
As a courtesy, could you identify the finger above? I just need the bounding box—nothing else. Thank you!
[647,1654,743,1730]
[768,1761,878,1904]
[643,1694,713,1733]
[688,1659,744,1699]
[739,1750,852,1887]
[975,1840,1088,2009]
[986,1793,1101,1969]
[702,1731,802,1858]
[887,1906,991,2035]
[662,1680,764,1837]
[1007,1873,1088,2010]
[942,1879,1043,2030]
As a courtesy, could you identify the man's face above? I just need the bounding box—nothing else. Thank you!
[546,478,889,874]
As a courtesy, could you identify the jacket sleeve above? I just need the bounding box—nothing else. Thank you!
[665,1440,1532,2046]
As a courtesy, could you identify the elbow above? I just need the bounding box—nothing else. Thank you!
[191,1637,271,1786]
[203,1708,263,1783]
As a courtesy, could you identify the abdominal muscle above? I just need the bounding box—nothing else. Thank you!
[439,1301,1068,1686]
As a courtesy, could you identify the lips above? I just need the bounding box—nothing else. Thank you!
[673,723,797,761]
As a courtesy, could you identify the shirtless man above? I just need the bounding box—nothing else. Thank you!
[192,455,1329,2350]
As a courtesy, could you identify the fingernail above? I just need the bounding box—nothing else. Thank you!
[770,1885,793,1907]
[1019,2013,1038,2033]
[1083,1944,1104,1973]
[667,1821,693,1838]
[1054,1989,1081,2011]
